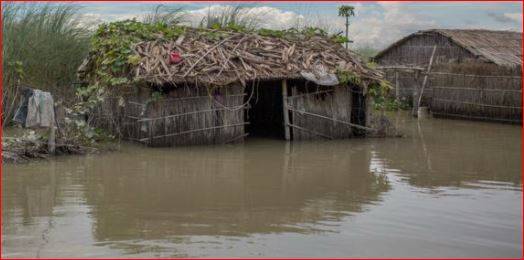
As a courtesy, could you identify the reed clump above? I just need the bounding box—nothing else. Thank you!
[2,3,90,126]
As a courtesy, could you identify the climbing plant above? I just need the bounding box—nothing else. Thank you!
[88,19,186,89]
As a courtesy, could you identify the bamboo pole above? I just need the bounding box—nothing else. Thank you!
[48,126,55,155]
[223,133,249,144]
[432,98,522,109]
[282,80,291,141]
[287,123,334,139]
[428,72,521,79]
[414,45,437,117]
[287,106,376,132]
[395,71,400,101]
[432,86,522,92]
[137,107,247,122]
[139,122,249,142]
[432,112,521,123]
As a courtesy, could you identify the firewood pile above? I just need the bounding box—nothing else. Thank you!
[131,27,383,86]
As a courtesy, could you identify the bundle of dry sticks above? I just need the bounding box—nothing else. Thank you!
[131,28,382,86]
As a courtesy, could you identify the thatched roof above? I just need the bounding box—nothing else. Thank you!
[375,29,522,68]
[79,22,383,88]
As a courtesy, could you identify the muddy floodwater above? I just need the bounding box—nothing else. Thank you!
[2,112,522,258]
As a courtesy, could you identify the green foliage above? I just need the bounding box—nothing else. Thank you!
[338,5,355,48]
[336,69,362,86]
[368,80,404,111]
[301,27,327,37]
[224,22,249,32]
[90,19,184,83]
[256,27,327,41]
[65,84,113,145]
[366,61,378,69]
[331,35,350,44]
[337,67,394,111]
[257,28,285,38]
[142,4,186,26]
[62,116,114,145]
[373,97,410,111]
[199,5,260,31]
[127,55,141,65]
[6,61,25,80]
[338,5,355,18]
[2,3,89,125]
[368,79,392,97]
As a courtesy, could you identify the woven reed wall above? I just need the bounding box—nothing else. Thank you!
[91,83,246,147]
[377,32,475,67]
[377,32,479,104]
[288,84,359,140]
[92,80,370,145]
[382,69,423,104]
[430,63,522,123]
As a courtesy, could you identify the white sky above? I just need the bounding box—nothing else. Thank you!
[50,2,523,49]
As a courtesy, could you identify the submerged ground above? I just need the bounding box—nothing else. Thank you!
[2,111,522,258]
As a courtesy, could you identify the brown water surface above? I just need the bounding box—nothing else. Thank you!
[2,112,522,257]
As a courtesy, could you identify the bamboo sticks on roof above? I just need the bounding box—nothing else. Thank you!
[131,27,382,86]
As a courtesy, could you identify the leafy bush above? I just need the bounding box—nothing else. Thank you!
[374,97,410,111]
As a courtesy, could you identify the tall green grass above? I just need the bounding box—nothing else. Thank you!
[143,4,186,26]
[198,5,262,30]
[2,3,89,126]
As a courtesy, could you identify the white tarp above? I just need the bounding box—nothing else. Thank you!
[26,89,55,128]
[300,64,339,86]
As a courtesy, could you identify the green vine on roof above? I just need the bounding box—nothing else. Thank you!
[88,19,186,89]
[84,19,369,100]
[336,69,362,86]
[86,19,339,90]
[336,68,392,100]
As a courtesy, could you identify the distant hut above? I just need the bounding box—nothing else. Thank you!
[375,29,522,123]
[78,21,385,147]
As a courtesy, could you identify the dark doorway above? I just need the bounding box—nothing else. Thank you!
[350,84,367,137]
[245,80,285,139]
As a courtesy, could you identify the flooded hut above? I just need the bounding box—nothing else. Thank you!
[375,29,522,123]
[78,21,385,147]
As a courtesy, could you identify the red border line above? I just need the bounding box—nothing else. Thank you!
[0,0,522,2]
[521,1,524,259]
[0,1,522,260]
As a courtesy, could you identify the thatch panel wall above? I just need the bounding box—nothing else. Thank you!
[142,84,246,147]
[382,69,423,103]
[377,33,479,105]
[377,32,475,67]
[92,84,246,147]
[90,84,149,140]
[430,64,522,123]
[289,85,354,140]
[92,81,370,146]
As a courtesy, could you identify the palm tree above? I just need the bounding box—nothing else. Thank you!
[338,5,355,49]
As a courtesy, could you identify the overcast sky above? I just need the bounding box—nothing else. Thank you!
[66,2,522,49]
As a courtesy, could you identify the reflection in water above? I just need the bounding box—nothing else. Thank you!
[2,112,521,257]
[81,140,390,240]
[381,111,521,188]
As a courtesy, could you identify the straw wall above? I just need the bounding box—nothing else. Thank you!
[287,83,360,140]
[377,32,475,67]
[430,63,522,123]
[382,69,423,104]
[92,80,371,146]
[376,32,479,104]
[92,83,247,147]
